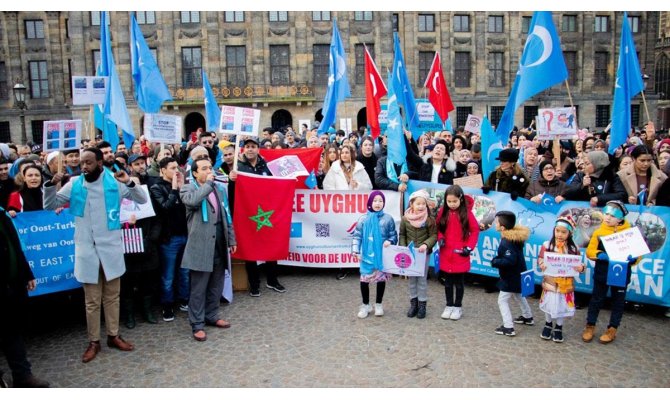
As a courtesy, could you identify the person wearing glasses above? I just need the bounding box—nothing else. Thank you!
[525,160,568,204]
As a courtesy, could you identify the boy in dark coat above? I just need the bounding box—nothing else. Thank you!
[491,211,533,337]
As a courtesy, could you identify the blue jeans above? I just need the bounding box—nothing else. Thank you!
[159,235,189,306]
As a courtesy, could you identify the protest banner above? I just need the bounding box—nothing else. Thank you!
[11,211,80,296]
[266,155,309,179]
[453,174,483,189]
[120,185,155,223]
[143,113,182,144]
[600,226,651,260]
[382,245,426,277]
[415,99,444,135]
[543,252,582,277]
[536,107,578,140]
[464,114,482,134]
[43,120,82,152]
[219,105,261,136]
[71,76,108,105]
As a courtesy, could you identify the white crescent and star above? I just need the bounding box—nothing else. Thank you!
[432,72,440,93]
[612,264,623,275]
[370,73,378,96]
[523,25,553,69]
[486,142,504,163]
[108,209,119,222]
[523,275,533,285]
[335,55,346,81]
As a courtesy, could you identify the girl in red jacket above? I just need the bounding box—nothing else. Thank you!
[436,185,480,320]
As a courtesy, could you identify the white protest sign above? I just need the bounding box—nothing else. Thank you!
[453,174,483,189]
[143,114,183,144]
[381,245,427,277]
[600,226,651,261]
[43,120,82,152]
[464,114,482,134]
[536,107,578,140]
[298,119,311,132]
[543,252,582,277]
[266,155,308,179]
[219,106,261,136]
[120,185,156,223]
[72,76,109,105]
[339,118,352,133]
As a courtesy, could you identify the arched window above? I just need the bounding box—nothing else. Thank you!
[655,53,670,100]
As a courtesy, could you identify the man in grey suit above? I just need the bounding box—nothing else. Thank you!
[180,158,237,341]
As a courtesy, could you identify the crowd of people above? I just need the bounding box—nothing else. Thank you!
[1,119,669,387]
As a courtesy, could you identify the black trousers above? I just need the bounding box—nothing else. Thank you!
[245,261,279,290]
[0,291,32,381]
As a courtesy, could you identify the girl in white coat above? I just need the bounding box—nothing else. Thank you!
[323,144,372,191]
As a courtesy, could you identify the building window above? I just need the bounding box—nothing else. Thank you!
[564,51,577,86]
[654,54,670,100]
[489,52,504,87]
[521,16,532,34]
[455,52,470,88]
[595,15,609,32]
[92,50,101,74]
[226,46,246,86]
[0,62,7,99]
[312,11,330,21]
[29,60,49,98]
[136,11,156,25]
[594,52,609,86]
[456,107,472,128]
[270,45,290,85]
[392,13,399,32]
[523,106,538,128]
[596,104,610,127]
[180,12,199,24]
[269,12,288,22]
[224,12,244,23]
[418,51,434,85]
[453,14,470,32]
[313,44,330,86]
[25,19,45,39]
[631,104,641,128]
[488,15,504,33]
[418,14,435,32]
[181,47,202,88]
[354,12,373,21]
[355,44,374,85]
[0,122,10,143]
[490,106,505,127]
[628,16,640,33]
[31,120,45,144]
[562,15,577,32]
[90,12,109,26]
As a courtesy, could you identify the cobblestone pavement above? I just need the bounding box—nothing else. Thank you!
[2,268,669,388]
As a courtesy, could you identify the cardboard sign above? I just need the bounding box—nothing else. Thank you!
[72,76,109,105]
[453,174,483,189]
[536,107,578,140]
[43,120,82,152]
[381,245,427,277]
[219,106,261,136]
[600,226,651,261]
[143,113,183,144]
[266,155,308,179]
[120,185,156,223]
[543,252,582,277]
[464,114,482,134]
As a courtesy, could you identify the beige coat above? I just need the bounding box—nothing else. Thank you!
[616,164,667,205]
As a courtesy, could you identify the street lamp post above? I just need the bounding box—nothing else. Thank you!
[13,83,28,145]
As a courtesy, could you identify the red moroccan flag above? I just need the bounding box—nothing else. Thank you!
[423,52,454,124]
[259,147,322,189]
[233,172,296,261]
[364,47,387,139]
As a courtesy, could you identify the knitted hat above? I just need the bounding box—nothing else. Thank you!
[538,160,554,179]
[408,189,430,204]
[367,190,386,212]
[657,138,670,150]
[46,151,61,165]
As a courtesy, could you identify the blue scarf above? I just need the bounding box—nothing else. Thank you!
[193,181,232,225]
[69,169,121,230]
[385,159,408,184]
[360,210,384,275]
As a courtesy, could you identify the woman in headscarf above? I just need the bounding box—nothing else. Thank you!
[563,150,626,207]
[525,160,568,203]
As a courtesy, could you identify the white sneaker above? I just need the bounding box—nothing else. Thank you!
[358,304,372,318]
[441,306,454,319]
[374,303,384,316]
[450,307,462,320]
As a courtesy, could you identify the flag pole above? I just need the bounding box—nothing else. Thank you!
[88,105,95,140]
[640,90,651,124]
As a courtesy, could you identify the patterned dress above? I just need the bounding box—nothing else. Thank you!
[538,241,579,319]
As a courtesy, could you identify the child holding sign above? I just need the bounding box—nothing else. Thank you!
[583,200,640,344]
[352,190,398,319]
[538,216,585,343]
[399,189,437,319]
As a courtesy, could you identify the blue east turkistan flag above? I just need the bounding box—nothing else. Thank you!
[432,244,440,275]
[521,269,535,297]
[130,13,172,114]
[539,193,562,214]
[391,33,419,136]
[97,11,135,151]
[607,260,628,287]
[385,72,407,166]
[305,169,317,189]
[480,115,503,182]
[202,69,221,132]
[495,11,568,144]
[444,117,453,133]
[317,19,350,135]
[609,12,644,154]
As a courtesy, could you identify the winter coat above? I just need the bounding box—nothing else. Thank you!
[417,157,456,185]
[485,164,529,196]
[562,169,627,206]
[0,211,34,298]
[374,156,418,191]
[399,216,437,253]
[322,160,372,190]
[525,177,567,200]
[149,179,189,242]
[490,225,530,293]
[435,196,480,273]
[617,164,667,205]
[351,212,397,254]
[585,220,639,286]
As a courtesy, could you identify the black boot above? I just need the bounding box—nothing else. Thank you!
[417,301,427,319]
[123,298,136,329]
[142,296,157,324]
[407,297,418,318]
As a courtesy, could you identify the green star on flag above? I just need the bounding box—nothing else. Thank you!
[249,205,274,231]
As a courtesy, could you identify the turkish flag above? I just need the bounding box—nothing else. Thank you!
[364,47,387,139]
[232,172,296,261]
[424,52,454,124]
[259,147,322,189]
